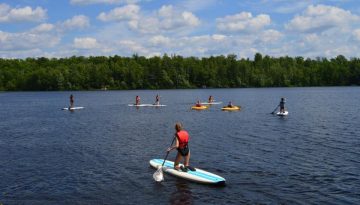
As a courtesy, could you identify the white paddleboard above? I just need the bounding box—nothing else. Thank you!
[128,104,166,107]
[62,107,84,110]
[276,111,288,116]
[150,159,225,185]
[200,101,223,105]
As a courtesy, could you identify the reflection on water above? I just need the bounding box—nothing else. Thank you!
[169,180,193,205]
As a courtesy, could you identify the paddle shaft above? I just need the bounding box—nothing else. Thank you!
[271,104,279,114]
[162,136,176,166]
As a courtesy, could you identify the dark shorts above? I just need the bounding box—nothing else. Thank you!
[177,146,189,156]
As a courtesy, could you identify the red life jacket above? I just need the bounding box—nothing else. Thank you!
[176,130,189,148]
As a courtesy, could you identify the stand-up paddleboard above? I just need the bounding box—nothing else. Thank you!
[128,104,166,107]
[152,104,167,107]
[201,101,223,105]
[276,111,288,116]
[150,159,225,185]
[62,107,84,110]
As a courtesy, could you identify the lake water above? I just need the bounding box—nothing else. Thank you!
[1,87,359,204]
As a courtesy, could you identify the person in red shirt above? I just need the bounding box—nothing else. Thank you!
[167,122,195,172]
[195,100,202,107]
[135,96,140,105]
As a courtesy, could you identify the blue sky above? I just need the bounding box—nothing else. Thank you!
[1,0,360,59]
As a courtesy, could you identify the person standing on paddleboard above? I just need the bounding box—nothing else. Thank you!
[135,95,140,105]
[155,94,160,105]
[208,95,214,103]
[167,123,195,172]
[279,97,286,113]
[70,94,74,108]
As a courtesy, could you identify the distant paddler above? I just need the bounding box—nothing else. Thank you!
[70,94,74,108]
[208,95,214,103]
[226,101,234,108]
[135,95,140,105]
[155,94,160,105]
[195,100,202,107]
[279,97,286,113]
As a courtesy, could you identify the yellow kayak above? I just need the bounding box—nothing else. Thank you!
[221,106,241,111]
[191,105,208,110]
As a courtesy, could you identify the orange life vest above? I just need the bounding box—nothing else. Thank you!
[176,130,189,149]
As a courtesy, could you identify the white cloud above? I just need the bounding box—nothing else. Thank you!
[70,0,140,5]
[128,17,159,33]
[216,12,271,33]
[352,29,360,41]
[129,5,200,34]
[260,29,283,43]
[182,11,200,27]
[117,40,149,54]
[30,23,55,33]
[0,30,60,51]
[286,4,360,33]
[73,37,99,49]
[0,3,47,23]
[212,34,226,41]
[97,4,139,21]
[149,35,171,47]
[62,15,90,30]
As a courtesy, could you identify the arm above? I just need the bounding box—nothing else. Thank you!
[167,137,179,152]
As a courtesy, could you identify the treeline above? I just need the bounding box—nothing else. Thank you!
[0,53,359,91]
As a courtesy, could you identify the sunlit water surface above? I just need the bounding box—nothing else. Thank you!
[1,87,359,204]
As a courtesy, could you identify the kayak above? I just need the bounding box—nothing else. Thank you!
[191,105,208,110]
[221,106,240,111]
[62,107,84,110]
[200,101,223,105]
[128,104,166,107]
[276,111,289,116]
[149,159,225,185]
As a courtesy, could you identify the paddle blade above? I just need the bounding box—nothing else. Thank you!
[153,166,164,182]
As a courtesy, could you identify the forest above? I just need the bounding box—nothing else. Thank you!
[0,53,359,91]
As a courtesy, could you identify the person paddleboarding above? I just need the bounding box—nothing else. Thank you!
[208,95,214,103]
[166,122,196,172]
[70,94,74,108]
[279,97,286,113]
[155,94,160,105]
[135,95,140,105]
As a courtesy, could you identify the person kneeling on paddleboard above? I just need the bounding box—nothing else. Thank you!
[167,123,196,172]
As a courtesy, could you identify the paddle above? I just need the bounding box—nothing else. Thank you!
[271,105,279,114]
[153,136,176,182]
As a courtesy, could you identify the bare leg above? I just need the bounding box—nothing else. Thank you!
[184,150,190,166]
[174,152,182,169]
